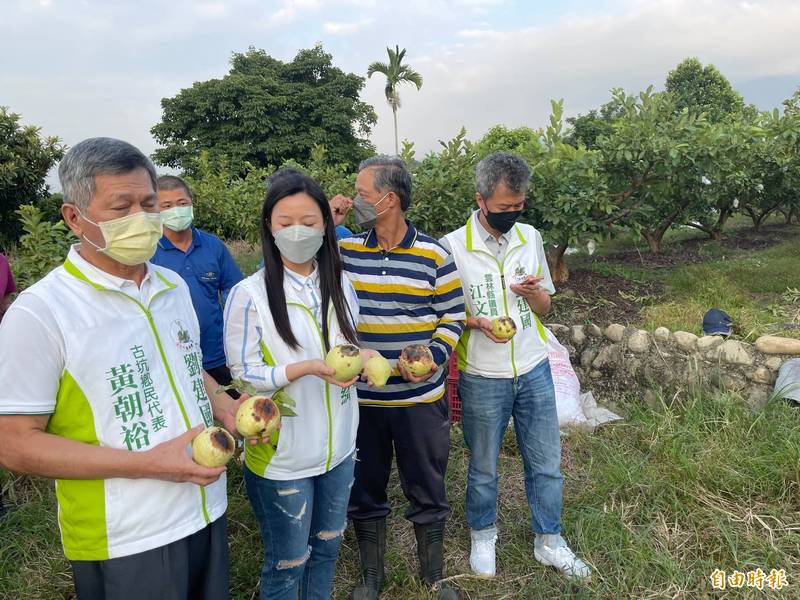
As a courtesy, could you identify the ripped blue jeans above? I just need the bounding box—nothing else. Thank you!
[244,452,356,600]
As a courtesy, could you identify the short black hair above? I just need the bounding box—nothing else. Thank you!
[157,174,193,199]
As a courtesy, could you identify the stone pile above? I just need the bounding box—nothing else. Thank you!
[547,323,800,409]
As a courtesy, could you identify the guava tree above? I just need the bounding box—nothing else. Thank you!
[682,118,748,240]
[597,88,714,253]
[738,106,800,231]
[0,107,65,246]
[406,128,478,239]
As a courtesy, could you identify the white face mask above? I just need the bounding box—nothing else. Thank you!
[273,225,324,264]
[80,210,163,266]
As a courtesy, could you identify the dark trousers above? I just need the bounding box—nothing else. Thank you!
[70,515,229,600]
[348,397,451,524]
[206,364,240,399]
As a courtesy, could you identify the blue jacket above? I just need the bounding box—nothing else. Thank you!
[152,227,244,369]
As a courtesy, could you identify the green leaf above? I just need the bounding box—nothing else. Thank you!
[278,405,298,418]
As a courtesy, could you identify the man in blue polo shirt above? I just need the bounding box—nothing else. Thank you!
[151,175,243,391]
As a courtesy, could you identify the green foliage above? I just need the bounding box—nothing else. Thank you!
[11,204,74,290]
[151,45,376,176]
[665,57,745,122]
[0,107,65,247]
[182,145,356,245]
[564,99,624,149]
[182,153,272,245]
[473,124,543,161]
[35,192,65,224]
[406,128,477,238]
[596,88,715,253]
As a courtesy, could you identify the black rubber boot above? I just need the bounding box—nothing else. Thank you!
[351,518,386,600]
[414,520,460,600]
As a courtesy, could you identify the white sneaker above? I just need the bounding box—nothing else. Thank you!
[534,535,591,581]
[469,531,497,577]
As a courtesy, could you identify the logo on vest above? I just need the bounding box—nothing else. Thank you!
[171,319,195,351]
[511,264,528,285]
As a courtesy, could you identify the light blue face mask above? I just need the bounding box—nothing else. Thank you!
[161,205,194,232]
[273,225,324,264]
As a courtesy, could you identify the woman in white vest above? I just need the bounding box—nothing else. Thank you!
[224,169,371,600]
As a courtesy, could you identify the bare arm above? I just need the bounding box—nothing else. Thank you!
[0,415,224,486]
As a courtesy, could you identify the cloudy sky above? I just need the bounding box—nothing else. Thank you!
[2,0,799,183]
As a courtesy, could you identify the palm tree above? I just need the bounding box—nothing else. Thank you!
[367,45,423,156]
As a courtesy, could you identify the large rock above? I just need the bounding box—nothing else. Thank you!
[754,336,800,356]
[627,330,651,354]
[580,348,597,369]
[592,345,622,370]
[765,357,784,371]
[747,367,775,385]
[697,335,724,351]
[604,323,626,343]
[717,340,754,366]
[746,387,771,410]
[549,324,570,341]
[673,331,698,352]
[571,325,586,347]
[709,368,746,392]
[626,357,642,379]
[586,323,603,338]
[654,327,670,343]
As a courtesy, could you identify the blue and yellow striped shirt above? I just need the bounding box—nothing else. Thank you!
[339,220,466,406]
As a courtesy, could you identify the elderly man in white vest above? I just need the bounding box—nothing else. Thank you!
[0,138,242,599]
[440,152,591,581]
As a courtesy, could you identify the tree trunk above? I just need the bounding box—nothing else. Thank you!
[710,207,732,240]
[643,230,663,254]
[547,244,569,284]
[392,107,399,157]
[686,221,717,240]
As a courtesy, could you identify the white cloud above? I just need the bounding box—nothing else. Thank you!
[457,28,501,38]
[323,18,373,34]
[194,2,229,18]
[2,0,799,177]
[263,0,323,26]
[363,0,800,155]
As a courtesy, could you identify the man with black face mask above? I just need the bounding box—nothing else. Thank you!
[440,152,591,582]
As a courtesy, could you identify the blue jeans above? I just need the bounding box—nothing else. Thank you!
[459,359,563,538]
[244,453,356,600]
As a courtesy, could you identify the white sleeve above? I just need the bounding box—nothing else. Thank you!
[223,284,289,392]
[0,294,66,414]
[535,231,556,295]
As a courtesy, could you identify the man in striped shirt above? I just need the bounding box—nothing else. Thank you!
[333,156,465,600]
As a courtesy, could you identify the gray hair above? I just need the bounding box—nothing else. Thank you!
[157,174,193,199]
[59,137,158,211]
[358,155,412,211]
[475,152,531,200]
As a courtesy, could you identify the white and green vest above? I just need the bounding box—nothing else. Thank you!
[27,257,226,560]
[444,214,549,378]
[239,270,359,481]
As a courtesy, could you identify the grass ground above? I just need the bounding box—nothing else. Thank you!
[547,217,800,340]
[2,390,799,598]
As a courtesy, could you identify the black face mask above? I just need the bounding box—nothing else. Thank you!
[484,208,522,234]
